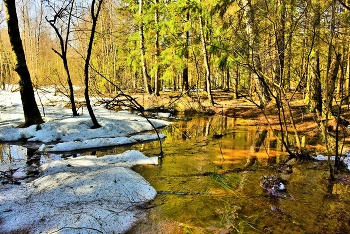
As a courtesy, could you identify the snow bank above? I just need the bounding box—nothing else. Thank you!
[0,88,170,233]
[0,109,169,143]
[0,89,170,152]
[0,150,158,233]
[40,133,166,152]
[314,154,350,170]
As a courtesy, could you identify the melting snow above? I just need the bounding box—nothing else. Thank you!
[314,154,350,171]
[0,87,170,233]
[1,150,158,233]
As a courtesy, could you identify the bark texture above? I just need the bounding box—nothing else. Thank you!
[4,0,44,127]
[199,3,214,105]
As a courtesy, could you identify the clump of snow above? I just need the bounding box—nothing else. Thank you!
[156,112,171,118]
[314,154,350,171]
[0,150,158,233]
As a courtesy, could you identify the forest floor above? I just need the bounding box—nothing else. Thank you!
[129,90,350,150]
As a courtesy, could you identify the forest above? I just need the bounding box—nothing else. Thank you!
[1,0,350,233]
[0,0,348,99]
[1,0,350,174]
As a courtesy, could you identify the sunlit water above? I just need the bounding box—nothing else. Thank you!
[1,116,350,233]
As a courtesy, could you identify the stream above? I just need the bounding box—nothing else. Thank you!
[1,115,350,233]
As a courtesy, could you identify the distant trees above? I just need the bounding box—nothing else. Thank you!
[1,0,349,101]
[2,0,105,128]
[2,0,350,138]
[0,30,14,90]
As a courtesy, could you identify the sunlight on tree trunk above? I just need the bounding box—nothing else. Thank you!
[182,10,190,91]
[139,0,152,94]
[199,1,214,106]
[243,0,271,108]
[84,0,103,129]
[4,0,44,127]
[153,0,160,96]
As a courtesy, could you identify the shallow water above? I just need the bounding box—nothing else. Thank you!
[130,116,350,234]
[1,116,350,233]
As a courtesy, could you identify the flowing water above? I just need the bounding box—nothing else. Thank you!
[1,116,350,233]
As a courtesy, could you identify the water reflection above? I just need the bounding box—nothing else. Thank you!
[1,116,349,233]
[0,116,284,182]
[0,144,27,164]
[131,116,350,233]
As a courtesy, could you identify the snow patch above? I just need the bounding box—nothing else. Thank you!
[0,89,170,233]
[314,154,350,171]
[0,150,158,233]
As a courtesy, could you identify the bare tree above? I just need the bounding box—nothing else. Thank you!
[84,0,103,129]
[4,0,44,127]
[45,0,79,116]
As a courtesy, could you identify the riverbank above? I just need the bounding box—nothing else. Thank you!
[129,91,350,151]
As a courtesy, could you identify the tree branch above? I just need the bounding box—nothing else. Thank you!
[338,0,350,11]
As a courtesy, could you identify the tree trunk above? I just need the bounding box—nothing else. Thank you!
[154,0,160,96]
[84,0,102,129]
[182,11,190,91]
[309,52,322,114]
[199,6,214,106]
[284,0,295,90]
[226,67,230,91]
[326,53,341,114]
[274,0,286,86]
[139,0,152,94]
[337,38,347,101]
[307,1,322,114]
[285,38,292,90]
[324,0,339,117]
[4,0,44,127]
[233,65,239,99]
[253,56,271,107]
[243,0,271,107]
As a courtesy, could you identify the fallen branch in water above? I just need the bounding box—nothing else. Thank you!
[90,65,164,156]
